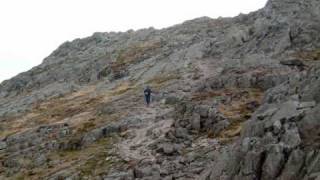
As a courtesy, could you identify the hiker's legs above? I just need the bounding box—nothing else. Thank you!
[145,95,150,106]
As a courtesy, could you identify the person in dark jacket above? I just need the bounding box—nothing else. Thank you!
[144,86,152,106]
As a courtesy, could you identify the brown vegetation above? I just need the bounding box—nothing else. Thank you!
[292,49,320,61]
[110,41,163,75]
[198,88,264,141]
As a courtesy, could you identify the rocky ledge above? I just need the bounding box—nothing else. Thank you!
[0,0,320,179]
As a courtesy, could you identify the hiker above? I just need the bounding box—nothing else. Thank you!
[144,86,152,106]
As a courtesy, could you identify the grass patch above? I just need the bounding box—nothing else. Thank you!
[33,136,121,179]
[11,173,27,180]
[218,121,243,139]
[76,138,124,177]
[201,88,264,141]
[218,89,263,121]
[111,41,163,75]
[27,93,102,128]
[109,81,135,96]
[192,91,222,101]
[292,49,320,61]
[76,121,96,133]
[0,129,20,139]
[146,73,181,88]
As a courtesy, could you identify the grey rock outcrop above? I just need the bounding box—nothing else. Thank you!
[0,0,320,179]
[201,65,320,179]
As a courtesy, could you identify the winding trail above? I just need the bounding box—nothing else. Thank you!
[117,103,174,163]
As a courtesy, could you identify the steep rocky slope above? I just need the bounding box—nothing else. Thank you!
[0,0,320,179]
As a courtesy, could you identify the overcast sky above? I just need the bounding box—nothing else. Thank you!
[0,0,267,83]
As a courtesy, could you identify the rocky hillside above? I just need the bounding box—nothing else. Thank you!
[0,0,320,179]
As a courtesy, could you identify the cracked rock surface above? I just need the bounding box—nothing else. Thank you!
[1,0,320,179]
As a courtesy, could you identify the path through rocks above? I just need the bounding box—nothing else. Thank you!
[117,103,174,163]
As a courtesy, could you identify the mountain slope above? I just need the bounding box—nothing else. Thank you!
[0,0,320,179]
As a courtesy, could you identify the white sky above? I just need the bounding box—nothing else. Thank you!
[0,0,267,83]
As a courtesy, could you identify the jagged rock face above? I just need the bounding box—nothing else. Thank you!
[203,65,320,180]
[0,0,320,179]
[1,0,319,117]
